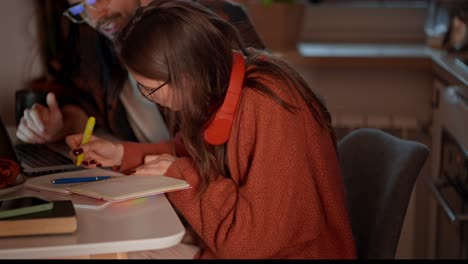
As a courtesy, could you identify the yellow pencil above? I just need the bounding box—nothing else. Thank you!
[76,116,96,166]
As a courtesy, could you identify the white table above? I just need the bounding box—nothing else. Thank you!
[0,187,185,259]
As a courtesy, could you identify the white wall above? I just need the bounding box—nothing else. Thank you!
[0,1,43,126]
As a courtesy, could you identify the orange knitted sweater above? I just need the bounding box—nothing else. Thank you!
[118,79,356,259]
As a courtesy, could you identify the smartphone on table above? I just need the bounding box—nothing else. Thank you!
[0,196,54,219]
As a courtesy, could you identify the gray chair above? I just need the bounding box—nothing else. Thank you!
[338,128,429,259]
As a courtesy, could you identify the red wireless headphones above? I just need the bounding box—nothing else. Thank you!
[203,51,245,145]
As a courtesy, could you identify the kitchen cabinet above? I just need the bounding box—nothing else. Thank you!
[429,60,468,259]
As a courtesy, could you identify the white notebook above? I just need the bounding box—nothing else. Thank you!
[67,175,190,202]
[25,168,125,195]
[25,168,190,205]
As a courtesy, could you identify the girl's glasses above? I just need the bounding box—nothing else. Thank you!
[137,80,170,101]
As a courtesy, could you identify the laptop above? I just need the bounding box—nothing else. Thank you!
[0,118,82,176]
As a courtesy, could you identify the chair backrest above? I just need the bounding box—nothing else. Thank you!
[338,128,429,259]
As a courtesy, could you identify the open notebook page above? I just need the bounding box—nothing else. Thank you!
[67,175,190,202]
[25,168,126,195]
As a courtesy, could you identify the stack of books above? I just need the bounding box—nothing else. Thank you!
[0,200,77,237]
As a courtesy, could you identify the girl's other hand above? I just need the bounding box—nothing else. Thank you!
[131,154,176,176]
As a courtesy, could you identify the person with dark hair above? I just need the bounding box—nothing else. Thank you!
[16,0,265,147]
[66,0,356,259]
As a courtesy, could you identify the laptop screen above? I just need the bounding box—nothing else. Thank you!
[0,118,19,164]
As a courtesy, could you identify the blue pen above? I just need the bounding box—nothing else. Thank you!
[51,176,112,184]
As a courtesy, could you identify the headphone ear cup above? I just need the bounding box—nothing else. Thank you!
[204,118,232,145]
[203,51,245,145]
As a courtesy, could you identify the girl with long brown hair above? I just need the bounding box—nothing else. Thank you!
[66,0,356,259]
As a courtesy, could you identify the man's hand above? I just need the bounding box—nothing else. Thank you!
[16,93,64,144]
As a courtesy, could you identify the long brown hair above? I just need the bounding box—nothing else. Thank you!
[116,0,335,193]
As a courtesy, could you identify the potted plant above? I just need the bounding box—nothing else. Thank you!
[239,0,306,51]
[261,0,297,5]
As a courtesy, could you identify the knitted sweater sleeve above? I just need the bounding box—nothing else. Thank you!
[163,90,337,258]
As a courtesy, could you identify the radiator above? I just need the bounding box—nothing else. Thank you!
[333,114,424,141]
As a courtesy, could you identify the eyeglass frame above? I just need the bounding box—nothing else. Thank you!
[62,0,103,24]
[137,79,170,101]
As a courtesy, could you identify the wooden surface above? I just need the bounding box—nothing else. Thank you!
[277,43,467,88]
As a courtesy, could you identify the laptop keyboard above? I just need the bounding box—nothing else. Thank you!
[14,144,73,168]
